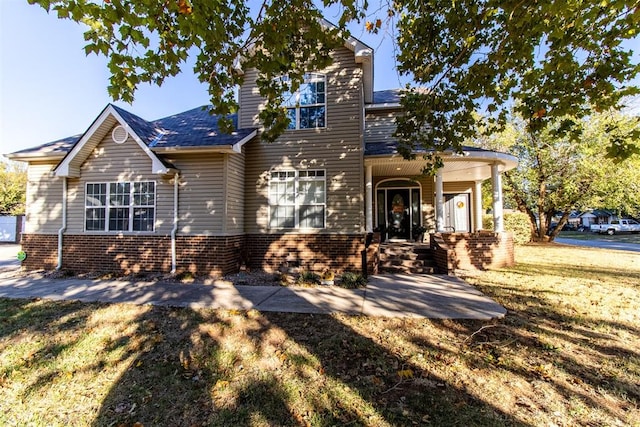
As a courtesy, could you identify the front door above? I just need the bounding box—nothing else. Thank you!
[386,189,411,240]
[443,193,470,232]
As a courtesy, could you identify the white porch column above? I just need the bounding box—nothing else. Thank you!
[474,180,484,232]
[491,163,504,232]
[435,170,445,232]
[365,164,373,232]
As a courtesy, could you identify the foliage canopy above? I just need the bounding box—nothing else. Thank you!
[28,0,640,156]
[0,160,27,215]
[478,111,640,241]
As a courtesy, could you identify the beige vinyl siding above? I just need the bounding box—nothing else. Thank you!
[224,152,245,234]
[167,153,225,235]
[242,47,365,233]
[65,129,174,234]
[25,161,63,234]
[364,110,401,145]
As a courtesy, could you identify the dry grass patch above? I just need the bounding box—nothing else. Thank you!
[0,244,638,426]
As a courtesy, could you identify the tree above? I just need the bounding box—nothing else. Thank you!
[28,1,640,155]
[393,1,640,171]
[478,111,640,242]
[0,160,27,215]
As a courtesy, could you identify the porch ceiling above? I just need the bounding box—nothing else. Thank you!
[365,150,518,182]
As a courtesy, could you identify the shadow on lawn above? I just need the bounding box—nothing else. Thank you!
[466,280,640,423]
[88,308,525,426]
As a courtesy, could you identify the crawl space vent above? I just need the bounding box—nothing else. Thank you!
[112,126,128,144]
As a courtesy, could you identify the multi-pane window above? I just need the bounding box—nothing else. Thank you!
[85,181,155,232]
[282,73,326,130]
[269,170,326,229]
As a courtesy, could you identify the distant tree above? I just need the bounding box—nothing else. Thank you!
[478,111,640,241]
[28,1,640,157]
[0,160,27,215]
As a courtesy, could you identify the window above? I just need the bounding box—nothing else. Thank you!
[282,73,326,130]
[269,170,325,229]
[85,181,155,232]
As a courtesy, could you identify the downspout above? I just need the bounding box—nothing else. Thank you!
[56,177,67,270]
[170,173,179,274]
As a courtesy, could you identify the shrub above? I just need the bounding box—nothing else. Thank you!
[484,212,531,245]
[296,270,320,286]
[339,272,367,289]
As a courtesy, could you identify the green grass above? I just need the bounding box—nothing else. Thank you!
[1,245,639,426]
[559,230,640,244]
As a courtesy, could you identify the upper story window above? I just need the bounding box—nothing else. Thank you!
[282,73,326,130]
[85,181,156,232]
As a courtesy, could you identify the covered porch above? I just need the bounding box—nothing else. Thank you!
[363,148,519,272]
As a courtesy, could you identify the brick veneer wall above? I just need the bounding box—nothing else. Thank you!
[20,233,244,276]
[244,233,378,274]
[20,233,377,276]
[21,234,58,271]
[431,231,515,273]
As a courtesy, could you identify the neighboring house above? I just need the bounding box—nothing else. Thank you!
[6,30,517,276]
[579,209,615,228]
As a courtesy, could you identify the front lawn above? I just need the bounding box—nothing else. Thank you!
[1,244,638,426]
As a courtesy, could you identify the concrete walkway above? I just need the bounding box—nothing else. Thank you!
[0,272,506,319]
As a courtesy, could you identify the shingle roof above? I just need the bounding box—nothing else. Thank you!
[371,89,402,104]
[8,105,257,159]
[7,134,81,158]
[112,104,164,146]
[151,107,256,148]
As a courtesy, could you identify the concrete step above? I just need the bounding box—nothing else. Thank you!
[378,242,437,275]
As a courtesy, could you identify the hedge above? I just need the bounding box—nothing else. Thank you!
[483,212,531,245]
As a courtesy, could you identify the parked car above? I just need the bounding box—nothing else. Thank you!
[589,219,640,235]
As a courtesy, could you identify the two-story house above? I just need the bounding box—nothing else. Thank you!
[6,30,517,276]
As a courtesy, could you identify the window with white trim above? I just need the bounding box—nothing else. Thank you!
[269,170,326,229]
[282,73,326,129]
[85,181,156,232]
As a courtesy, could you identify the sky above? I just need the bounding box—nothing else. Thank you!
[0,0,408,156]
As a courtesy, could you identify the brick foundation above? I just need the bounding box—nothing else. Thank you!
[19,233,378,276]
[243,233,378,274]
[431,231,514,273]
[20,233,244,276]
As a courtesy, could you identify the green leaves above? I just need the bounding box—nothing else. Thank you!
[27,0,639,150]
[394,0,640,164]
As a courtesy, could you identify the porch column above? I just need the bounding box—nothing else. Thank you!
[474,180,484,231]
[435,169,445,232]
[365,164,373,232]
[491,163,504,232]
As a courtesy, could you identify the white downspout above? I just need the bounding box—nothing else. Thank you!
[170,173,179,274]
[56,177,67,270]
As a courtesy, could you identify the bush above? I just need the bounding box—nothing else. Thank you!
[296,270,320,286]
[483,212,531,245]
[339,272,367,289]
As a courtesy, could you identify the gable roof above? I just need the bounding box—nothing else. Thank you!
[6,105,258,169]
[54,104,175,177]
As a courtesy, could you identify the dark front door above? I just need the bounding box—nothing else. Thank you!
[386,189,411,240]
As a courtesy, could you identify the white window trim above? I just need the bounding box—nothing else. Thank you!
[84,181,157,233]
[283,73,327,130]
[269,169,327,230]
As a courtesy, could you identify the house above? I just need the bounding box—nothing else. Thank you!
[6,30,517,276]
[579,209,615,228]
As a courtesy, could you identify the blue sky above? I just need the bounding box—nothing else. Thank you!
[0,0,407,155]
